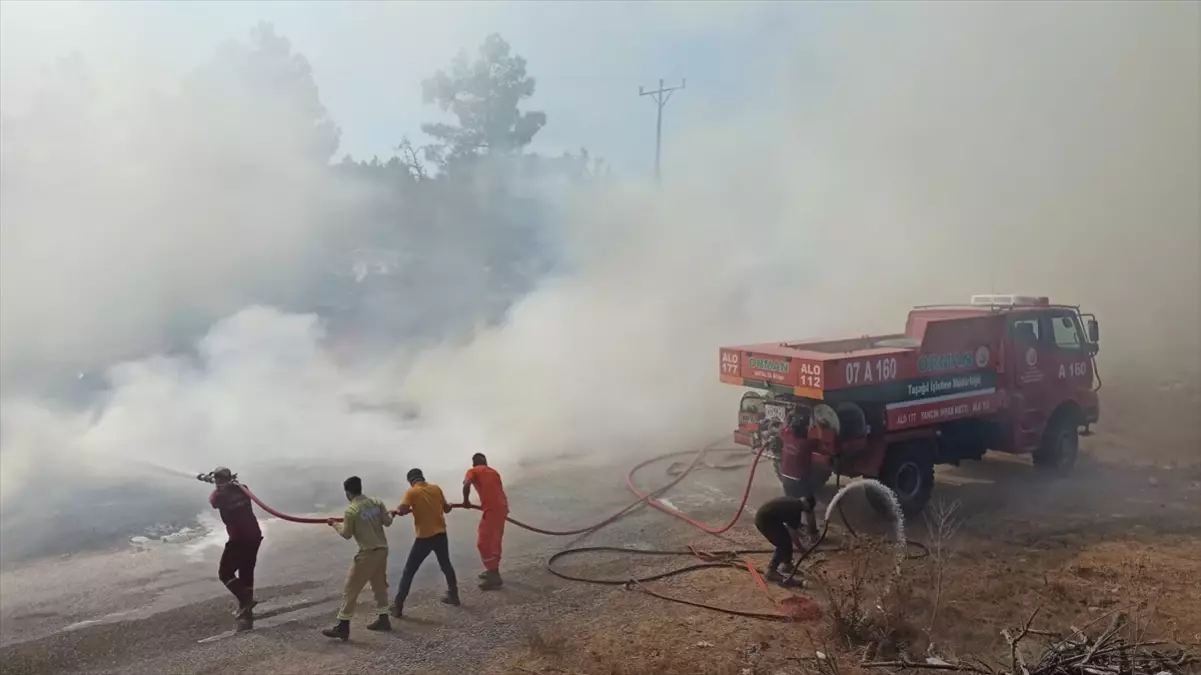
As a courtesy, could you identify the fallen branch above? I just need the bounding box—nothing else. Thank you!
[863,609,1197,675]
[864,659,995,673]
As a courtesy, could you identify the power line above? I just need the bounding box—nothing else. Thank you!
[638,77,685,184]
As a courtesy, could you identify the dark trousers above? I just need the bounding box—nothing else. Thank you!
[219,537,262,605]
[755,517,793,571]
[780,477,820,538]
[393,532,457,607]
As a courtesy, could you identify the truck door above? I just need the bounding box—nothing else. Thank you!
[1006,313,1053,449]
[1044,310,1094,408]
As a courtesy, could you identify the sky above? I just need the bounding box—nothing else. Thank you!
[0,0,811,176]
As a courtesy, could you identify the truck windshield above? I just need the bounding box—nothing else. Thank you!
[1050,314,1086,354]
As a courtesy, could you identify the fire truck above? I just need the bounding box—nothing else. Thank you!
[720,295,1100,515]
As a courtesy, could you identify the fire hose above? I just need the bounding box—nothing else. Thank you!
[200,443,926,621]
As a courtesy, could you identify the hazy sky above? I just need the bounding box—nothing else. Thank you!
[0,0,812,176]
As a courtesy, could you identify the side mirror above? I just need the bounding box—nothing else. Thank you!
[1087,318,1099,344]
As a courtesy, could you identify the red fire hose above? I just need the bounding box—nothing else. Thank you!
[226,443,925,621]
[236,441,760,534]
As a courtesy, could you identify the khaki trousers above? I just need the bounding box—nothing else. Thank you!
[337,547,389,621]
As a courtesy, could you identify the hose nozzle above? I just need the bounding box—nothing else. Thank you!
[198,467,237,485]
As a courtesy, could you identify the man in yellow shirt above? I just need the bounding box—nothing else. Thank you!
[390,468,460,617]
[322,476,393,641]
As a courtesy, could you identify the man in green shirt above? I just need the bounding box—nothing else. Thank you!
[322,476,394,641]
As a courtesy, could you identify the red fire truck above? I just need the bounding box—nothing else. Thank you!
[721,295,1100,514]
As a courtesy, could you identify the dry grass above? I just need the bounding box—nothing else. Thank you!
[482,528,1201,675]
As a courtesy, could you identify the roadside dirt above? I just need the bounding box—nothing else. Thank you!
[481,434,1201,675]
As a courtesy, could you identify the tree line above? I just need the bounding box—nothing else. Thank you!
[0,22,604,363]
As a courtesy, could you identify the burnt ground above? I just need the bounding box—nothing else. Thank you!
[1,424,1199,675]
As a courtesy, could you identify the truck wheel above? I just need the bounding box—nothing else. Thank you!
[1033,413,1080,476]
[867,441,935,517]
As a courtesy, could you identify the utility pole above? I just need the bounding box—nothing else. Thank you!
[639,77,685,184]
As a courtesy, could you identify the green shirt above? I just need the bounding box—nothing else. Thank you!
[335,495,393,551]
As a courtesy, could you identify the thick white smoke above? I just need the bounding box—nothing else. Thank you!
[404,1,1201,462]
[0,309,476,497]
[1,2,1198,531]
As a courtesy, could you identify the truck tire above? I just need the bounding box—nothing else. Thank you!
[1033,411,1080,476]
[867,440,935,517]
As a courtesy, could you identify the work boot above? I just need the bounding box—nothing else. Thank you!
[478,570,503,591]
[764,567,785,583]
[779,575,804,589]
[366,614,391,632]
[441,592,461,607]
[390,602,403,619]
[234,608,255,632]
[477,570,490,580]
[233,598,258,620]
[321,619,350,642]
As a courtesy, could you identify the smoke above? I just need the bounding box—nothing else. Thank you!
[0,308,474,488]
[1,2,1198,554]
[0,25,343,387]
[0,21,405,520]
[406,1,1201,459]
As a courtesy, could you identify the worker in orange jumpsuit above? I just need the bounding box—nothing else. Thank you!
[462,453,509,590]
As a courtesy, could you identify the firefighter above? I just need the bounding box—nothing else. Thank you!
[462,453,509,590]
[778,410,821,541]
[391,468,460,617]
[322,476,394,641]
[207,467,262,627]
[754,495,816,584]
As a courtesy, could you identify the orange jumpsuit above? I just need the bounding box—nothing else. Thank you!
[464,465,509,572]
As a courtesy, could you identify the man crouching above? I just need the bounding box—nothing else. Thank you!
[754,495,816,584]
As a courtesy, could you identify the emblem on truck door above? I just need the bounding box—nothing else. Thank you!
[1025,347,1038,367]
[975,346,990,368]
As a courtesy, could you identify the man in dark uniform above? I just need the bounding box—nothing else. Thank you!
[754,495,815,584]
[207,467,263,626]
[777,410,823,541]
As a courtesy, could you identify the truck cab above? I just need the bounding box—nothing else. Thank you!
[907,296,1100,456]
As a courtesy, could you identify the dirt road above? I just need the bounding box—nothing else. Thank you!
[0,450,763,675]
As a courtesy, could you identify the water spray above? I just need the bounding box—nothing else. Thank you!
[124,457,211,482]
[784,477,911,595]
[824,478,907,591]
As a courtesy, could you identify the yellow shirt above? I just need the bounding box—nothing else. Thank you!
[400,482,448,539]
